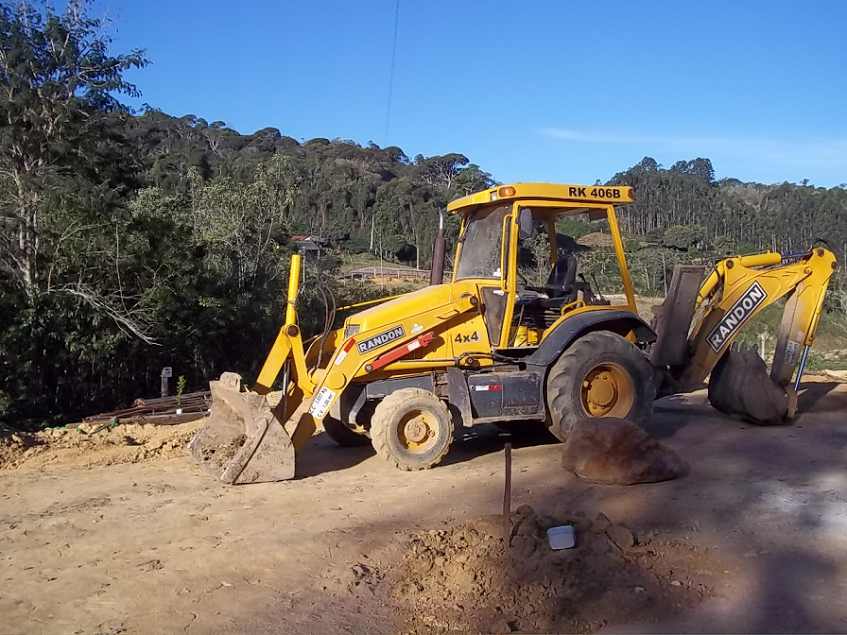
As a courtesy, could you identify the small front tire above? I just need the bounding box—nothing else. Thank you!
[370,388,454,471]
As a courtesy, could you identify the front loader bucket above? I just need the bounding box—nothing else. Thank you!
[189,372,295,484]
[707,344,794,425]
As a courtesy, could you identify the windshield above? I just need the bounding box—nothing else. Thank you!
[454,204,509,280]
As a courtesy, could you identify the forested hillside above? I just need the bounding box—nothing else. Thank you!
[1,1,845,428]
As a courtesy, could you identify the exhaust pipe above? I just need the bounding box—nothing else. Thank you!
[429,208,446,285]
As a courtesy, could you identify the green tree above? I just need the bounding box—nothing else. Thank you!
[0,0,148,298]
[660,224,708,251]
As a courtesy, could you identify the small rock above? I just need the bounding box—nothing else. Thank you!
[606,524,635,552]
[512,534,539,557]
[516,504,535,518]
[434,556,446,567]
[535,616,556,631]
[488,618,512,634]
[592,512,613,533]
[11,434,23,444]
[634,586,646,593]
[671,580,683,587]
[514,517,539,537]
[221,581,233,587]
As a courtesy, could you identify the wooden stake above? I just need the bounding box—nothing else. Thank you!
[503,442,512,546]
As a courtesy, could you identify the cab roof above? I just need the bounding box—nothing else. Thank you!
[446,182,634,215]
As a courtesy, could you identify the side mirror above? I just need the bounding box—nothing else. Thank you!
[518,207,534,239]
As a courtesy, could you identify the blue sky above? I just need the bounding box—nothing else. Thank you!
[102,0,846,187]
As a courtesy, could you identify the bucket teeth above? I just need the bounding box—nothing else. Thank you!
[708,347,789,425]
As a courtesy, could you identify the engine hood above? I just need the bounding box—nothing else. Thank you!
[344,280,482,335]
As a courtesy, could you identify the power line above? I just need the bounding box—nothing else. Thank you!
[383,0,400,147]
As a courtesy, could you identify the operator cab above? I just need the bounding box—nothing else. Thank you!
[513,211,608,308]
[448,183,637,351]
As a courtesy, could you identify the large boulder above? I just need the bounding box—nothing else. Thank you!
[708,344,790,425]
[561,417,689,485]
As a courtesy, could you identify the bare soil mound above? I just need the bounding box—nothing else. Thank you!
[0,418,205,472]
[394,506,722,634]
[577,232,615,248]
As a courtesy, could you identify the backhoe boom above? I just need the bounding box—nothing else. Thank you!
[652,246,837,424]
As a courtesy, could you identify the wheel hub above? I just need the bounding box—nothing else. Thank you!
[581,363,633,417]
[587,373,616,408]
[403,417,429,444]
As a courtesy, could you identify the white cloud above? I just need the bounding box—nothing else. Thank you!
[542,127,847,171]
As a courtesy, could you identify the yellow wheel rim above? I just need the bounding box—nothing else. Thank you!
[580,363,635,418]
[397,409,438,454]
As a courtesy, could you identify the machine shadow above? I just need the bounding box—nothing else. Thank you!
[441,424,559,467]
[295,381,843,480]
[796,380,843,414]
[293,431,376,478]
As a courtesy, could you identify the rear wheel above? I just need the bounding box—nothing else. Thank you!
[546,331,655,442]
[370,388,454,471]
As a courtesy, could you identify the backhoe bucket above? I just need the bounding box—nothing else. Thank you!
[707,344,793,425]
[189,372,295,484]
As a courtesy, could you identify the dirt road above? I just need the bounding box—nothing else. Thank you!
[2,379,847,634]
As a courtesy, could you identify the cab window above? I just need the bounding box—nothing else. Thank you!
[453,204,509,280]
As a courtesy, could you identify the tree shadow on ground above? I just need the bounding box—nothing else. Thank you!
[322,380,847,633]
[521,382,847,632]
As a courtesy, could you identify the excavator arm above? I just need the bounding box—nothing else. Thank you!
[651,246,837,424]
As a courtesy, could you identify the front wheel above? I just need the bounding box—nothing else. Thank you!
[546,331,656,442]
[370,388,454,471]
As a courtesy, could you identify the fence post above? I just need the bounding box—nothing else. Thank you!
[161,366,172,398]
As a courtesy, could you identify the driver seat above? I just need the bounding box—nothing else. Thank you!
[546,254,578,301]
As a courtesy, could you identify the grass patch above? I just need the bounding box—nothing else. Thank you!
[339,252,414,273]
[805,353,847,372]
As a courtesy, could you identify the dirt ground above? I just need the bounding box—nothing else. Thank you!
[2,377,847,634]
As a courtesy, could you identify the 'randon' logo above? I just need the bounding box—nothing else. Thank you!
[707,282,768,353]
[356,325,406,355]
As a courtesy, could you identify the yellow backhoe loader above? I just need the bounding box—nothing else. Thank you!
[188,183,837,484]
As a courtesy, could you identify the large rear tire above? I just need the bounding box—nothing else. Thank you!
[370,388,454,471]
[546,331,655,442]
